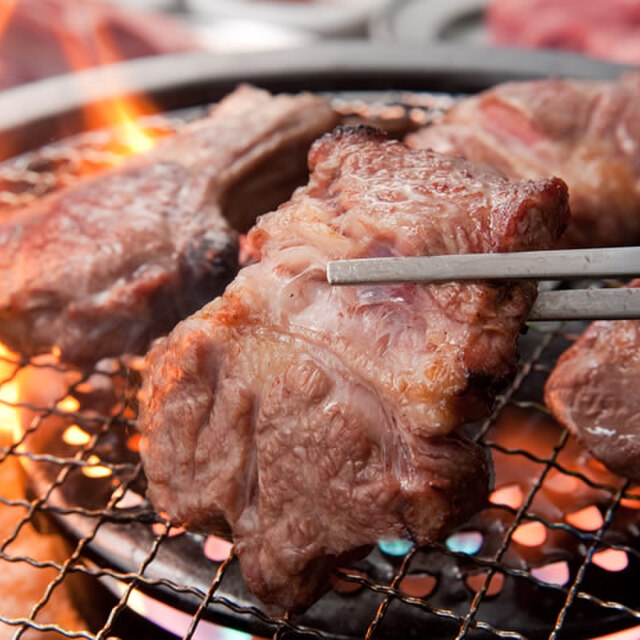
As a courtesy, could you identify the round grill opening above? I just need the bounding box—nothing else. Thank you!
[0,80,638,640]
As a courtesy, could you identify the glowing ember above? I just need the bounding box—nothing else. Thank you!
[220,629,253,640]
[621,487,640,510]
[490,484,524,509]
[29,351,62,367]
[57,395,80,413]
[125,356,146,372]
[74,382,94,394]
[531,561,570,586]
[512,521,547,547]
[203,535,233,563]
[330,571,366,595]
[81,454,112,479]
[595,625,640,639]
[126,433,141,452]
[588,458,609,473]
[465,572,504,597]
[75,374,112,396]
[96,359,120,374]
[445,531,483,555]
[62,425,91,447]
[410,108,429,125]
[566,505,604,531]
[151,513,185,538]
[544,469,581,496]
[378,538,414,556]
[592,549,629,572]
[398,573,437,598]
[109,401,126,417]
[114,489,144,510]
[122,405,137,421]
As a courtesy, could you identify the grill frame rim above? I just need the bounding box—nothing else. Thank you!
[0,41,631,161]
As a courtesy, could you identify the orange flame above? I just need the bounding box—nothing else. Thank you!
[54,6,158,155]
[110,101,156,154]
[0,344,20,445]
[0,0,17,36]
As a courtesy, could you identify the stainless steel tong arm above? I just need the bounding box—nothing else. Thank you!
[326,247,640,285]
[326,247,640,320]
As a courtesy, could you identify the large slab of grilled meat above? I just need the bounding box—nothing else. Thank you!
[0,85,337,367]
[545,280,640,482]
[407,73,640,248]
[138,126,569,612]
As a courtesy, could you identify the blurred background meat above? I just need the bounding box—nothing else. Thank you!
[0,0,199,90]
[488,0,640,65]
[374,0,640,67]
[406,73,640,248]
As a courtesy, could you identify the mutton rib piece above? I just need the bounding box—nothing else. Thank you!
[545,280,640,482]
[407,73,640,248]
[138,126,569,612]
[0,85,337,366]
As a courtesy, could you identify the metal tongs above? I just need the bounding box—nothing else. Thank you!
[326,247,640,321]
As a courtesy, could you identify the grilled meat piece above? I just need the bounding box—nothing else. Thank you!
[406,73,640,248]
[0,0,199,91]
[488,0,640,65]
[139,126,569,612]
[0,85,338,366]
[545,281,640,482]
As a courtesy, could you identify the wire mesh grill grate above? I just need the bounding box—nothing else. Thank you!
[0,100,638,640]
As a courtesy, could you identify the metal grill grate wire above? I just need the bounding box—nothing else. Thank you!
[0,107,638,640]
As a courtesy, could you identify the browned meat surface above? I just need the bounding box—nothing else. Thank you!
[0,85,338,366]
[406,73,640,248]
[545,280,640,482]
[138,126,569,612]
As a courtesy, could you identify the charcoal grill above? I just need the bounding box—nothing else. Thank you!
[0,42,638,640]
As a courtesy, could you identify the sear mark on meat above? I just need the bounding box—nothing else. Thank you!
[138,125,569,612]
[406,73,640,248]
[0,85,338,366]
[545,280,640,482]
